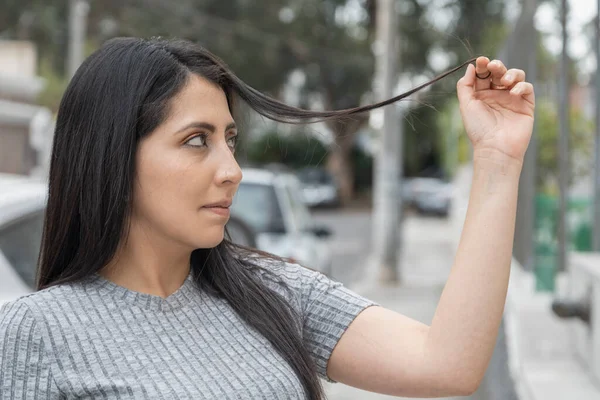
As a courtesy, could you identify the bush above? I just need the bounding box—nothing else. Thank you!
[242,130,373,191]
[243,130,329,169]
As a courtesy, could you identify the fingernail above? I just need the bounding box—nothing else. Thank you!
[504,74,513,82]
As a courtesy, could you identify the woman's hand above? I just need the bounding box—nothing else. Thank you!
[456,56,535,165]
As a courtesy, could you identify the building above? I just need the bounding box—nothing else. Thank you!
[0,40,54,178]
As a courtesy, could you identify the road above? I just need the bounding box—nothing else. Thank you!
[312,209,374,288]
[312,209,456,289]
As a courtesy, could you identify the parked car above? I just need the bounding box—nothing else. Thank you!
[0,173,47,307]
[402,177,453,217]
[231,168,333,275]
[296,167,340,208]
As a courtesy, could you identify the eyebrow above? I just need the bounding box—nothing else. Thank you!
[175,121,237,135]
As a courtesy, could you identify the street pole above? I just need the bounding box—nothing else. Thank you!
[497,0,538,271]
[557,0,570,272]
[68,0,89,79]
[372,0,400,283]
[593,0,600,251]
[522,27,538,271]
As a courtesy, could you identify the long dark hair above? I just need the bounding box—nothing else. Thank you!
[38,37,473,399]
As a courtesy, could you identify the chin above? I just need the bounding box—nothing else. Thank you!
[193,229,225,249]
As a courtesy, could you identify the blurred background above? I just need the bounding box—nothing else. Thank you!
[2,0,600,399]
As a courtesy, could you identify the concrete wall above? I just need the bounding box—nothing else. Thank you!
[0,41,37,77]
[0,41,53,177]
[569,253,600,387]
[0,124,34,174]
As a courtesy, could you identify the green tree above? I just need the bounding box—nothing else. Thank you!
[115,0,378,202]
[0,0,69,75]
[2,0,511,200]
[244,130,329,169]
[402,0,508,177]
[536,100,594,193]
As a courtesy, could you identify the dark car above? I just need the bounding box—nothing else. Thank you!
[296,167,340,208]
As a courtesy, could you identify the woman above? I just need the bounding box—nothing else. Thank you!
[0,37,533,399]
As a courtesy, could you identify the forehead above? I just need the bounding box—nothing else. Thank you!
[166,74,232,123]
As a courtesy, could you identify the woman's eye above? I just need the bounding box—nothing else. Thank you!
[227,136,237,149]
[185,134,207,147]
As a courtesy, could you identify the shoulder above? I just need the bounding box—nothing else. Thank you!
[0,293,62,396]
[248,257,341,309]
[250,257,324,292]
[0,297,41,347]
[3,283,73,312]
[0,287,55,334]
[1,280,91,330]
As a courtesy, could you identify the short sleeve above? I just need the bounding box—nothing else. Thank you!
[298,268,377,381]
[0,300,62,399]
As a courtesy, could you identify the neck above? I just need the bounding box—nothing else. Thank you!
[100,219,192,298]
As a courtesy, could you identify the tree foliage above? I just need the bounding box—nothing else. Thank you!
[1,0,513,198]
[536,100,594,193]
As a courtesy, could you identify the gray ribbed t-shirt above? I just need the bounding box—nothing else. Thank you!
[0,261,375,399]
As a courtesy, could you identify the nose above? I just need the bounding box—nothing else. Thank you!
[215,146,242,186]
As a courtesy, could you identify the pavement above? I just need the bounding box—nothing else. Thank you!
[312,209,373,288]
[504,266,600,400]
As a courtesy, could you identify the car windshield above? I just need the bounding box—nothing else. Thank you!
[231,182,285,233]
[297,168,334,185]
[281,178,312,232]
[0,210,44,289]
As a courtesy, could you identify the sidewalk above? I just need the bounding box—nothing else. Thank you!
[504,266,600,400]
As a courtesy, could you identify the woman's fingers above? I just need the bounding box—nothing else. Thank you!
[474,57,491,91]
[457,63,476,105]
[487,59,508,89]
[501,68,526,89]
[510,81,535,105]
[465,57,535,106]
[474,57,526,92]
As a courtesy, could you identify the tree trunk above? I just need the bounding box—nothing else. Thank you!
[325,117,367,204]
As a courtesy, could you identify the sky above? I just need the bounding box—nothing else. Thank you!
[297,0,600,144]
[423,0,598,82]
[536,0,597,82]
[335,0,598,79]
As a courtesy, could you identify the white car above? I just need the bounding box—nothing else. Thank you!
[402,177,453,216]
[231,168,333,275]
[0,174,47,307]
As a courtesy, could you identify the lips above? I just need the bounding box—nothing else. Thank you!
[202,200,232,217]
[203,200,232,208]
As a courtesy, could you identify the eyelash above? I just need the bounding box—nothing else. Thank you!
[184,133,237,150]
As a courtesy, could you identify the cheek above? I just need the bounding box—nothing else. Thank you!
[139,137,202,186]
[132,143,224,245]
[135,150,199,216]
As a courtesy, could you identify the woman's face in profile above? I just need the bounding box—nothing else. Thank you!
[130,74,243,250]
